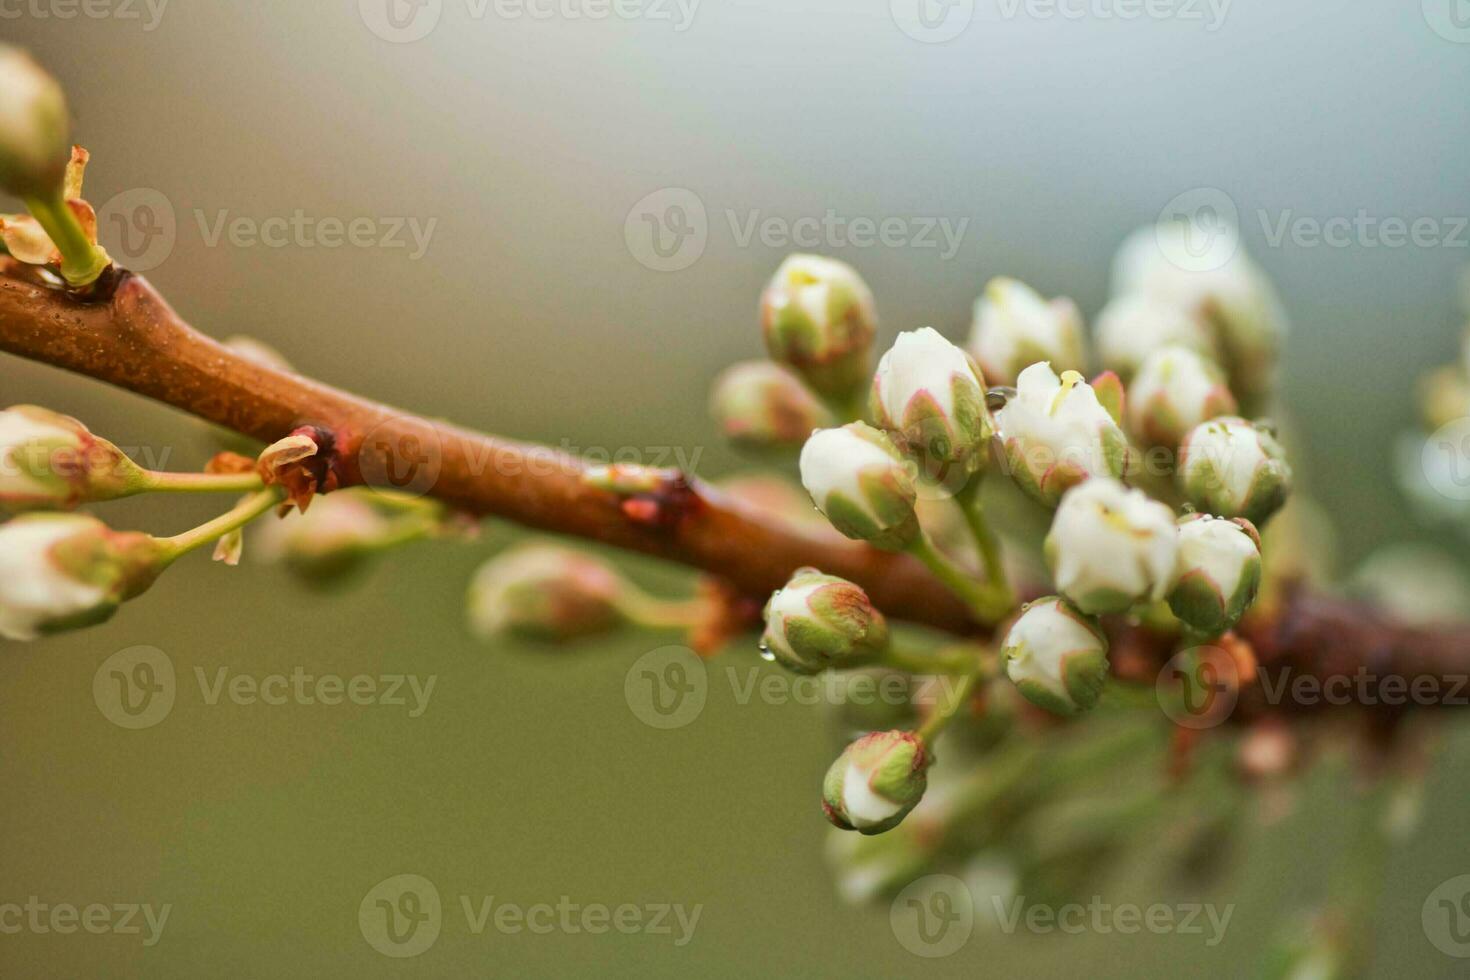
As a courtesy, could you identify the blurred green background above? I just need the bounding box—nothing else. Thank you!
[4,2,1470,976]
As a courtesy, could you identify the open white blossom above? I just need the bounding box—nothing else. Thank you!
[993,362,1128,507]
[1002,596,1109,716]
[1044,477,1178,615]
[969,277,1087,387]
[799,423,918,550]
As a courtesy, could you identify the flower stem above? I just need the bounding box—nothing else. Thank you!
[614,588,706,630]
[881,642,984,676]
[908,533,1008,625]
[21,190,110,287]
[141,470,266,494]
[916,669,980,745]
[158,488,283,560]
[954,481,1014,612]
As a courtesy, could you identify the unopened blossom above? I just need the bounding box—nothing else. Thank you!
[1126,345,1238,450]
[968,277,1087,387]
[1113,224,1287,404]
[255,491,399,585]
[761,568,888,674]
[709,361,834,453]
[1001,596,1110,716]
[1094,292,1218,381]
[0,513,164,640]
[467,543,627,643]
[1044,478,1178,615]
[760,254,878,401]
[870,327,993,473]
[0,45,69,197]
[993,362,1129,507]
[799,423,918,550]
[1177,416,1292,526]
[0,405,143,514]
[1168,514,1262,636]
[822,730,930,835]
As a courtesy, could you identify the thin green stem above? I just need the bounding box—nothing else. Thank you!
[954,481,1014,611]
[881,642,984,676]
[141,470,266,494]
[916,669,980,744]
[21,191,110,287]
[614,588,706,630]
[158,488,282,560]
[908,533,1006,625]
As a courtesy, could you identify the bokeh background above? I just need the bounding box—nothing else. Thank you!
[3,2,1470,976]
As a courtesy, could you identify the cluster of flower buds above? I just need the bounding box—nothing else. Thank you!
[760,254,877,405]
[1001,596,1110,716]
[760,568,888,674]
[993,363,1129,507]
[969,277,1087,386]
[822,730,930,835]
[1177,416,1292,526]
[466,543,630,643]
[799,422,919,550]
[870,326,992,478]
[0,405,146,514]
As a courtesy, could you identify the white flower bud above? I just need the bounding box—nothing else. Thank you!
[799,423,918,550]
[0,46,70,198]
[870,327,993,474]
[968,277,1087,387]
[1177,416,1292,526]
[760,254,877,401]
[255,491,397,586]
[1094,293,1217,380]
[1001,596,1109,716]
[1126,346,1238,450]
[0,513,164,640]
[993,362,1129,507]
[0,405,144,515]
[709,361,834,453]
[1112,225,1287,404]
[467,543,627,643]
[1044,478,1178,615]
[1168,514,1262,635]
[822,730,930,835]
[761,568,888,674]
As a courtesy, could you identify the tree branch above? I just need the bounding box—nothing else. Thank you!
[3,261,1469,710]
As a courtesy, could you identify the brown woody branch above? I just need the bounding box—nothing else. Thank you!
[3,262,1469,709]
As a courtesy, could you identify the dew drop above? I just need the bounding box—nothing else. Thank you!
[757,643,776,662]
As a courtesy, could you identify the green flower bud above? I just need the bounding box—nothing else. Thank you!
[709,361,834,453]
[870,327,993,475]
[1126,346,1237,450]
[1168,514,1262,636]
[467,543,627,643]
[760,567,888,674]
[0,46,70,198]
[0,513,166,640]
[0,405,146,515]
[1044,478,1178,615]
[1001,596,1110,716]
[760,254,877,402]
[1177,416,1292,526]
[799,422,919,550]
[822,730,930,835]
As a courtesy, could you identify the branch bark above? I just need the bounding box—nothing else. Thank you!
[3,261,1469,708]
